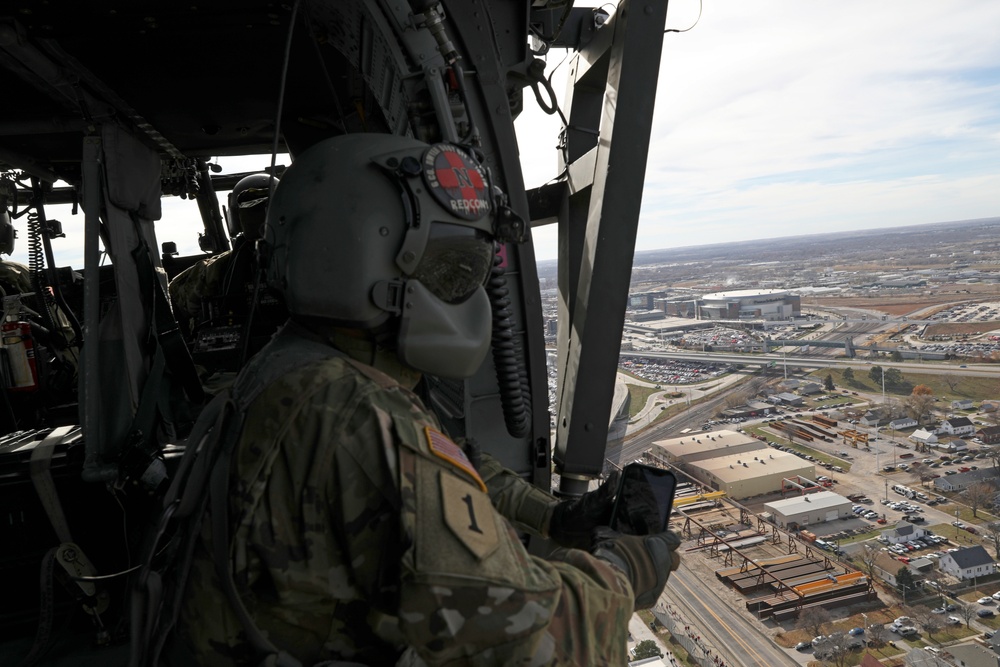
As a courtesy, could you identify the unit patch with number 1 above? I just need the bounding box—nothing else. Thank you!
[440,472,498,560]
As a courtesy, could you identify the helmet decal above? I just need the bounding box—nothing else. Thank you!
[422,144,490,221]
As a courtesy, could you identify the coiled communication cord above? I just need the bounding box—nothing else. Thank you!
[487,248,531,438]
[26,207,59,337]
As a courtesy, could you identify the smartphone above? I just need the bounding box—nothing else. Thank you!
[609,464,677,535]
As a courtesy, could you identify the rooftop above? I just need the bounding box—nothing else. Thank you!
[945,545,995,569]
[701,288,790,300]
[654,430,764,459]
[764,491,850,515]
[694,451,813,483]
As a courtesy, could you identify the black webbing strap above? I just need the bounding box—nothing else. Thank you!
[210,426,302,667]
[17,547,57,667]
[131,389,233,667]
[124,219,205,461]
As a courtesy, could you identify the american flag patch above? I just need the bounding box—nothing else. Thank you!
[425,427,487,493]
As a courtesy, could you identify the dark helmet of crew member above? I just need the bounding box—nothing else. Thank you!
[263,133,498,379]
[226,174,277,241]
[0,209,14,256]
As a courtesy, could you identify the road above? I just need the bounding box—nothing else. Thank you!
[619,349,1000,377]
[664,566,799,667]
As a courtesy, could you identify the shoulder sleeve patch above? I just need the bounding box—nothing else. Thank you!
[425,427,486,493]
[440,471,499,560]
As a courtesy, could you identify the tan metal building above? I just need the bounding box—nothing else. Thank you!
[687,451,815,499]
[653,430,766,464]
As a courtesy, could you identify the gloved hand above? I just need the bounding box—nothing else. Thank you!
[548,472,619,549]
[591,527,681,610]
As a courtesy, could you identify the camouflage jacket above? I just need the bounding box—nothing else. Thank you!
[168,249,234,338]
[0,259,34,297]
[179,325,634,666]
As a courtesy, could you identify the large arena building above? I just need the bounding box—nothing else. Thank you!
[698,289,800,321]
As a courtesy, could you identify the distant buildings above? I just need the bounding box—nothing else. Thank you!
[698,289,800,321]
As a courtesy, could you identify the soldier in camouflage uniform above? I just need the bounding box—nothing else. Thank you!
[0,210,33,298]
[176,134,681,666]
[168,174,284,344]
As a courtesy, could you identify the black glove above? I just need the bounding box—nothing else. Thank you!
[592,527,681,610]
[548,471,619,549]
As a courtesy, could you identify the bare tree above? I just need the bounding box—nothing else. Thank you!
[866,623,886,647]
[942,374,961,394]
[821,631,851,667]
[958,601,978,628]
[796,606,832,638]
[918,611,943,644]
[963,482,994,518]
[986,445,1000,470]
[986,522,1000,558]
[856,545,881,581]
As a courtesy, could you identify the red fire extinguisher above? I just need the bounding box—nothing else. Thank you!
[2,320,39,391]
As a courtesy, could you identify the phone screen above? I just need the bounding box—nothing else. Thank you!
[610,464,677,535]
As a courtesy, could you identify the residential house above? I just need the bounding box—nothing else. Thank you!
[946,643,1000,666]
[939,417,976,437]
[936,439,970,453]
[861,408,890,427]
[798,382,824,396]
[889,417,918,430]
[951,399,975,411]
[776,379,802,392]
[933,468,999,493]
[978,425,1000,445]
[773,392,804,406]
[871,551,910,587]
[987,631,1000,657]
[881,521,928,545]
[910,429,939,445]
[939,545,997,581]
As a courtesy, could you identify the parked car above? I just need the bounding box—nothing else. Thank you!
[978,597,992,605]
[979,609,995,618]
[795,641,810,651]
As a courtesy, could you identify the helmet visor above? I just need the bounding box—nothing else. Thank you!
[411,223,494,304]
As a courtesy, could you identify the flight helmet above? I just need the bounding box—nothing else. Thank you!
[226,173,276,241]
[0,209,13,255]
[264,133,500,379]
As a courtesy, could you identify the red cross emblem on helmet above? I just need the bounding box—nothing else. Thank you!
[422,144,491,221]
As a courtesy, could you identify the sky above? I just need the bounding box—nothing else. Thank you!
[9,0,1000,267]
[517,0,1000,260]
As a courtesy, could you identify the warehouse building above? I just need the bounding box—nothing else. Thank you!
[698,289,800,321]
[763,491,852,529]
[653,430,766,464]
[687,451,815,499]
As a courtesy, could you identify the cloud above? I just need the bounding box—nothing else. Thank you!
[517,1,1000,260]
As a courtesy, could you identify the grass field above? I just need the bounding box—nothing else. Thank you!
[811,368,999,403]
